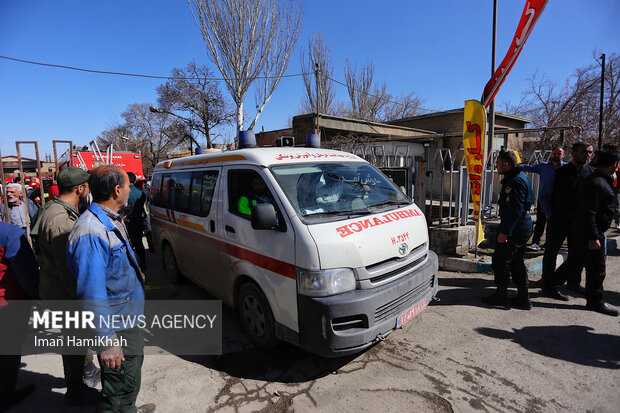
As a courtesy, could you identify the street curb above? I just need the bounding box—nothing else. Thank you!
[438,231,619,274]
[438,252,567,274]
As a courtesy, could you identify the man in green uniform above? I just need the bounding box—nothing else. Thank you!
[32,167,100,405]
[237,175,275,215]
[481,150,534,310]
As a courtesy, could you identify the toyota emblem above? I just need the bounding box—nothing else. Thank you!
[398,243,408,256]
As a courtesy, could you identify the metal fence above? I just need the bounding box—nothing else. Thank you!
[340,143,551,228]
[422,148,551,227]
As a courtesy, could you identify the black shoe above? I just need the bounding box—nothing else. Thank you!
[542,287,569,301]
[137,403,157,413]
[528,278,544,289]
[481,290,508,307]
[510,295,532,310]
[0,384,35,411]
[64,385,100,407]
[586,302,618,317]
[566,283,586,295]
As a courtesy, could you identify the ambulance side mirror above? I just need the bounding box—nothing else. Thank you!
[251,203,277,230]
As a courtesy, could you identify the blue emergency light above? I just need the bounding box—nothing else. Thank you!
[238,130,256,149]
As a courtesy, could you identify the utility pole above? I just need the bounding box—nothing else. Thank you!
[488,0,497,156]
[598,53,605,149]
[315,63,320,135]
[482,0,498,213]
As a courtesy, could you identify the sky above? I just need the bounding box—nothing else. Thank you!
[1,0,618,160]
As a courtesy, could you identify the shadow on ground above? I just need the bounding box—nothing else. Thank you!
[145,252,359,384]
[8,363,91,413]
[476,325,620,369]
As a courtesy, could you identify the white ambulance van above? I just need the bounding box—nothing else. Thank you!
[150,143,438,357]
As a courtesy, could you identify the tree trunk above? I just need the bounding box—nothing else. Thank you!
[236,101,244,147]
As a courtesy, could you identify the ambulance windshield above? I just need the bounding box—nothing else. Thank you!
[271,162,410,220]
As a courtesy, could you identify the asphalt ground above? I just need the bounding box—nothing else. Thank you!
[9,247,620,413]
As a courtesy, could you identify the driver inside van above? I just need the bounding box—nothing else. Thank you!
[237,175,276,216]
[315,173,345,207]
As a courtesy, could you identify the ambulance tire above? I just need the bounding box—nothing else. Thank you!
[237,282,277,349]
[162,243,182,284]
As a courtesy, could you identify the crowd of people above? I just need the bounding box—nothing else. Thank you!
[482,143,620,316]
[0,166,154,412]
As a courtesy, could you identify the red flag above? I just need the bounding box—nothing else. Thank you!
[481,0,549,108]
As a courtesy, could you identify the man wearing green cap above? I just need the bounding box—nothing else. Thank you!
[31,166,99,405]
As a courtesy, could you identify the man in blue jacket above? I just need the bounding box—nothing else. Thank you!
[482,150,533,310]
[125,172,147,269]
[519,147,565,251]
[67,165,154,413]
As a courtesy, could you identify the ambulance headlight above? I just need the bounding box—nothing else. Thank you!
[297,268,356,297]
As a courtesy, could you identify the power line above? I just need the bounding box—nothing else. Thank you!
[1,54,435,114]
[0,55,311,80]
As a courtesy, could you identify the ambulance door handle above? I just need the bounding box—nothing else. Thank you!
[225,225,235,233]
[210,220,215,233]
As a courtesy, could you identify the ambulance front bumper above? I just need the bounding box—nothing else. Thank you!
[297,251,438,358]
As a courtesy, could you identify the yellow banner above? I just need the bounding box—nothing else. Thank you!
[463,100,487,246]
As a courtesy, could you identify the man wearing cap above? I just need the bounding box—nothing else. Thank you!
[31,166,100,405]
[481,150,534,310]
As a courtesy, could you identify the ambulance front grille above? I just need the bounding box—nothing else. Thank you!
[368,255,427,284]
[357,242,428,288]
[374,275,434,322]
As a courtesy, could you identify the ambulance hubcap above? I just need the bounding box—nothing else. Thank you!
[241,295,266,337]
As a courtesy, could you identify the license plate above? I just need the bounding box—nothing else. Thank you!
[396,298,427,328]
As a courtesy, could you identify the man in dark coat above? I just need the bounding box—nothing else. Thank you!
[482,150,533,310]
[542,141,594,300]
[577,149,619,316]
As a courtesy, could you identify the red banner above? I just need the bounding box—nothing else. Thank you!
[481,0,549,108]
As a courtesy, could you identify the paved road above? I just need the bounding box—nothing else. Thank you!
[12,249,620,412]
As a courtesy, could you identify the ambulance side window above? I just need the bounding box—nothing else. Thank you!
[227,169,286,231]
[156,174,172,208]
[227,170,260,218]
[189,171,218,217]
[151,174,163,206]
[170,172,191,212]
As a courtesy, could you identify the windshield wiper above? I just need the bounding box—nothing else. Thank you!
[368,199,412,209]
[304,209,373,218]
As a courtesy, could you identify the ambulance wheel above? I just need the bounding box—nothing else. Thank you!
[162,243,182,284]
[237,282,277,349]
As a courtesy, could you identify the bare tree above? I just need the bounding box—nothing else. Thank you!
[97,124,133,151]
[300,31,335,115]
[156,62,234,148]
[189,0,302,134]
[381,91,425,122]
[344,60,389,121]
[322,131,372,154]
[97,104,187,176]
[508,53,620,149]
